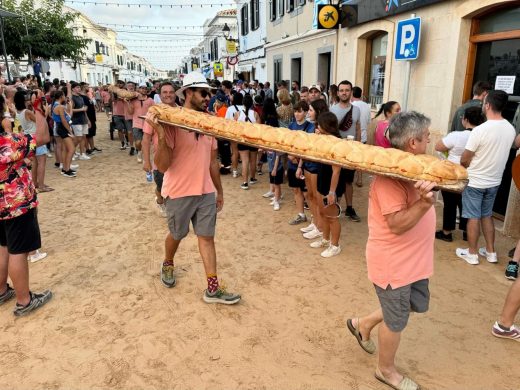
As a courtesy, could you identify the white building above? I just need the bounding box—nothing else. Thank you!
[235,0,267,82]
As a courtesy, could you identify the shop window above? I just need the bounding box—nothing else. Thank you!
[250,0,260,31]
[365,33,388,108]
[479,7,520,34]
[270,0,277,21]
[241,4,249,36]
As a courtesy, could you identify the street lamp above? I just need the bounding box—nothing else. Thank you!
[222,23,238,42]
[99,43,105,54]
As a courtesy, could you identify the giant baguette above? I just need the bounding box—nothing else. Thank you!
[147,105,467,184]
[108,85,138,100]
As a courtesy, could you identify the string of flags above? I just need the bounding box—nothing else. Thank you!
[97,23,226,30]
[66,0,236,8]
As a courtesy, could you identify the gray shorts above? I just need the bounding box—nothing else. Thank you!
[165,193,216,240]
[132,127,144,141]
[125,119,133,133]
[374,279,430,332]
[72,123,88,137]
[113,115,126,131]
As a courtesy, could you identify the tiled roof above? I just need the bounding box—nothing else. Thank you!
[217,9,237,16]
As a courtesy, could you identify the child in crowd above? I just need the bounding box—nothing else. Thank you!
[267,149,284,211]
[310,112,347,258]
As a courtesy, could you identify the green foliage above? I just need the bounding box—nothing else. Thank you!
[1,0,89,61]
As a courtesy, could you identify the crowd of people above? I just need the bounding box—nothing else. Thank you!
[1,69,520,390]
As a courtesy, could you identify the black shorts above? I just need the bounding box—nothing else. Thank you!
[88,122,97,137]
[269,169,284,185]
[0,208,41,254]
[287,168,305,190]
[237,143,258,152]
[153,170,164,193]
[56,122,70,139]
[113,115,125,131]
[345,169,355,184]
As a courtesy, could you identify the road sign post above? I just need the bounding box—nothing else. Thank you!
[395,14,421,111]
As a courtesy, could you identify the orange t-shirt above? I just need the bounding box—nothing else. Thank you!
[216,106,227,118]
[366,176,435,289]
[161,125,217,199]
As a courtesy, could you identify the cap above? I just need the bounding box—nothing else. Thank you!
[138,82,148,88]
[309,84,321,93]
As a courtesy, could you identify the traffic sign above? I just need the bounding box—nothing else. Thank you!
[394,16,421,61]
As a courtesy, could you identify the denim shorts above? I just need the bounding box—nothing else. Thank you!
[35,145,48,156]
[462,185,499,219]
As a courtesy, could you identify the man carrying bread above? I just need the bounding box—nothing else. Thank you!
[148,72,241,305]
[347,112,436,390]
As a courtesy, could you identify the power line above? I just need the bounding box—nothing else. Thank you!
[66,0,236,8]
[97,23,227,30]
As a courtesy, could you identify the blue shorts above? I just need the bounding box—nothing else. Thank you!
[35,145,48,156]
[461,185,499,219]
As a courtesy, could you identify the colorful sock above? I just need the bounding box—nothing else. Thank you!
[163,260,173,267]
[207,274,219,294]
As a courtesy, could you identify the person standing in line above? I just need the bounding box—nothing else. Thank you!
[234,95,260,190]
[330,80,361,222]
[101,86,111,120]
[351,86,371,187]
[374,101,401,148]
[150,72,240,304]
[124,81,137,156]
[81,83,101,156]
[450,81,491,132]
[264,82,273,100]
[70,82,90,161]
[456,90,516,265]
[347,111,436,390]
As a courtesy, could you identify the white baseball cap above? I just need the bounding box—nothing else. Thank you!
[138,82,148,88]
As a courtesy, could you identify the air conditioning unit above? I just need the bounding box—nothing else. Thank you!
[202,53,210,62]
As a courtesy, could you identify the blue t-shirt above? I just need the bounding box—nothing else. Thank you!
[287,120,312,169]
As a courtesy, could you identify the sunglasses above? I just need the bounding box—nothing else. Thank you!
[191,88,209,98]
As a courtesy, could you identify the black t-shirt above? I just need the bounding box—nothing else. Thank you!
[71,94,87,125]
[149,90,157,99]
[82,94,96,124]
[317,163,347,197]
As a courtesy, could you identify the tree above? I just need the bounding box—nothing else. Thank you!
[2,0,89,61]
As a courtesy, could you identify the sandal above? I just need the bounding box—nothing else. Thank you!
[347,318,376,354]
[375,367,420,390]
[37,186,55,193]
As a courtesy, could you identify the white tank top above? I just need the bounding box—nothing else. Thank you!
[237,108,256,123]
[16,109,37,135]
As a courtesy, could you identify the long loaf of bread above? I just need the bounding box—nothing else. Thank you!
[108,85,138,100]
[147,105,468,184]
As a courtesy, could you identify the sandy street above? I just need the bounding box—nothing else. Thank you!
[0,114,519,390]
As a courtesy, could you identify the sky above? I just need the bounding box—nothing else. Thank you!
[64,0,235,71]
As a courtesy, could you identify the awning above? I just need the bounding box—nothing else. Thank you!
[236,63,253,73]
[0,8,21,18]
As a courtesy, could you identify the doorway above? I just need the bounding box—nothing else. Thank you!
[317,52,331,90]
[291,57,302,88]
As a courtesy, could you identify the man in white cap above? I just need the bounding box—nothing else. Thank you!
[148,72,241,305]
[127,82,154,164]
[308,84,321,103]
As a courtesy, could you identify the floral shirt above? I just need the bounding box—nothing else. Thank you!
[0,132,38,220]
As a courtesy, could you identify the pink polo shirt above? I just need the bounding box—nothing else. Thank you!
[131,98,154,129]
[161,125,217,199]
[112,99,124,116]
[366,176,435,289]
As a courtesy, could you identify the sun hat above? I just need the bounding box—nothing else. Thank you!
[176,71,215,99]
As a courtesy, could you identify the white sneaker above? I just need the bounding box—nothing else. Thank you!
[137,151,143,163]
[269,198,282,206]
[262,191,274,198]
[70,164,79,169]
[79,154,91,160]
[303,228,323,240]
[74,152,80,158]
[321,244,341,258]
[72,155,78,161]
[273,201,280,211]
[29,250,47,263]
[300,223,316,233]
[478,247,498,263]
[232,170,239,178]
[456,248,479,265]
[46,152,52,158]
[310,238,330,248]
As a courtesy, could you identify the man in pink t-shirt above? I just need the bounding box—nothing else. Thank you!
[124,82,136,155]
[149,72,240,305]
[346,112,436,390]
[112,80,128,150]
[127,82,154,164]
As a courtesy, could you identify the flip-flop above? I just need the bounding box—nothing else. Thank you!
[346,318,376,354]
[37,187,55,193]
[375,367,420,390]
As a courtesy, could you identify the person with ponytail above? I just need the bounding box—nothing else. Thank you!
[374,101,401,148]
[234,94,260,190]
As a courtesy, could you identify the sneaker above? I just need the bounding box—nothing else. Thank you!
[137,151,143,163]
[86,149,94,156]
[93,147,102,153]
[249,178,258,185]
[300,223,316,233]
[0,284,15,305]
[321,244,342,258]
[240,182,249,190]
[310,238,330,248]
[273,201,280,211]
[232,170,239,178]
[478,247,498,263]
[129,147,136,156]
[269,198,282,206]
[435,230,453,242]
[262,191,274,198]
[491,321,520,342]
[505,261,518,280]
[72,155,78,161]
[303,228,323,240]
[46,152,52,158]
[456,248,479,265]
[59,163,63,169]
[304,201,310,210]
[73,152,80,158]
[160,262,176,288]
[61,169,76,178]
[345,208,361,222]
[13,290,52,317]
[28,250,47,263]
[79,153,91,160]
[54,162,60,168]
[120,144,127,150]
[289,214,307,225]
[203,288,241,305]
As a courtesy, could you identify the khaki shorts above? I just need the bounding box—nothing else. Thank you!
[72,124,88,137]
[164,193,216,240]
[374,279,430,332]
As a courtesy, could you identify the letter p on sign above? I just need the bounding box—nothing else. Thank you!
[394,17,421,61]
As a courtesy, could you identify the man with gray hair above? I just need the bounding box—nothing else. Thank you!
[347,111,436,390]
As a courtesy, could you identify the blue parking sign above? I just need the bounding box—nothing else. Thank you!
[394,17,421,61]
